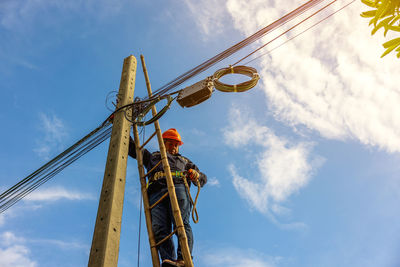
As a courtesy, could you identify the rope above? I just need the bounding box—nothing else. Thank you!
[182,175,201,224]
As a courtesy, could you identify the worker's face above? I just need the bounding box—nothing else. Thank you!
[164,139,180,155]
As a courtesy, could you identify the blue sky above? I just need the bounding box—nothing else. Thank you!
[1,0,400,266]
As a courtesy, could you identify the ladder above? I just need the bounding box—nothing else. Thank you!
[132,55,194,267]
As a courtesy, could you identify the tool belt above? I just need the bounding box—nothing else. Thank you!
[148,171,185,184]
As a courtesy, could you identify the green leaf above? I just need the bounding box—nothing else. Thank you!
[384,24,390,36]
[387,25,400,32]
[369,17,378,27]
[381,38,400,57]
[383,15,400,35]
[381,46,398,57]
[372,15,394,35]
[361,10,377,18]
[361,0,377,8]
[375,0,391,21]
[382,37,400,48]
[388,14,400,25]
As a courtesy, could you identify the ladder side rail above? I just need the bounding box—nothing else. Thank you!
[140,55,194,267]
[132,125,160,267]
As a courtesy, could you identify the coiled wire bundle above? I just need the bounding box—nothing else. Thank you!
[212,65,260,93]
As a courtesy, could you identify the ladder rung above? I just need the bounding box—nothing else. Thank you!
[153,228,178,248]
[139,130,157,150]
[144,160,162,178]
[149,192,169,210]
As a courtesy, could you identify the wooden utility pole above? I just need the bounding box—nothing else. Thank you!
[88,55,137,267]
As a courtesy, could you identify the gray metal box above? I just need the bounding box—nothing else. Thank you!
[177,78,213,108]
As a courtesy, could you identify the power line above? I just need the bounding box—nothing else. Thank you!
[233,0,339,66]
[147,0,327,99]
[242,0,356,66]
[1,0,347,214]
[0,122,112,213]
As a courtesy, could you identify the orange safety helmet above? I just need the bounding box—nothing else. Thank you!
[162,128,183,146]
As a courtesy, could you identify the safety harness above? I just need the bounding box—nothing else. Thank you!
[147,170,185,187]
[147,169,201,223]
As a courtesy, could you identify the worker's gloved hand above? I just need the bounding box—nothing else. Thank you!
[187,169,200,182]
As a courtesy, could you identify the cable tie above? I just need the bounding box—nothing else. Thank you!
[229,65,234,74]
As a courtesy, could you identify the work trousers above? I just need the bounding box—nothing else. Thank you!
[148,183,193,261]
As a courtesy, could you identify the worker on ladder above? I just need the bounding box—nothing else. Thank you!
[129,128,207,267]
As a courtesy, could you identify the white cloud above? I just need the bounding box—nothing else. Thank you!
[0,205,29,228]
[24,186,95,202]
[223,106,323,218]
[0,187,93,226]
[0,232,88,267]
[185,0,400,153]
[30,238,88,251]
[34,112,68,160]
[0,232,37,267]
[0,232,25,246]
[207,177,220,187]
[0,201,46,228]
[182,0,232,38]
[201,247,279,267]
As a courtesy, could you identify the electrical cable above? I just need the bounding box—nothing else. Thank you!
[135,96,175,126]
[105,90,119,112]
[137,194,143,267]
[1,130,111,213]
[212,65,260,93]
[233,0,339,66]
[136,125,145,267]
[0,122,112,213]
[145,0,326,99]
[242,0,356,66]
[1,0,349,214]
[0,91,163,213]
[0,122,110,202]
[96,0,328,105]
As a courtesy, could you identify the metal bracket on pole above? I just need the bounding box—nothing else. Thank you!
[88,55,137,267]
